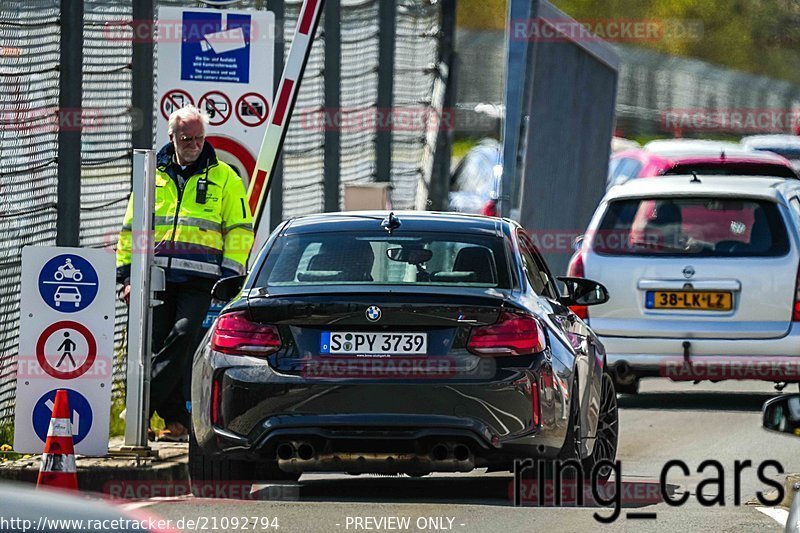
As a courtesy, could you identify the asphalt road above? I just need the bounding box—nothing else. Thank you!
[134,380,797,532]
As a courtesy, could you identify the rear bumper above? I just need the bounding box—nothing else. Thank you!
[191,349,569,472]
[217,413,504,474]
[602,324,800,381]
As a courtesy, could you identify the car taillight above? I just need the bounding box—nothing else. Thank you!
[793,263,800,321]
[481,199,498,217]
[566,251,588,320]
[467,312,546,356]
[211,311,282,356]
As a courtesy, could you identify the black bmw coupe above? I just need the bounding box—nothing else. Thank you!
[190,211,617,491]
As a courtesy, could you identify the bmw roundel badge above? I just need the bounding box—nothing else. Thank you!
[366,305,382,322]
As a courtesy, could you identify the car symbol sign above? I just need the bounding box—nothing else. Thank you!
[366,306,382,322]
[683,266,695,279]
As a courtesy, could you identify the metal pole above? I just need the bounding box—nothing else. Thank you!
[375,0,396,182]
[428,0,456,211]
[132,0,155,150]
[56,0,83,246]
[324,0,341,211]
[269,0,286,230]
[500,0,534,219]
[123,150,156,448]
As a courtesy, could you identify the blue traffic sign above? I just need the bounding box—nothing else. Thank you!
[181,11,252,84]
[32,389,93,445]
[38,254,99,313]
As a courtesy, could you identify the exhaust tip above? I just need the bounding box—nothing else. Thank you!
[453,444,470,462]
[297,442,315,461]
[276,443,295,461]
[614,361,637,385]
[431,444,449,461]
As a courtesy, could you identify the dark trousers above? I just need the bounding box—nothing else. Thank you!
[149,277,215,427]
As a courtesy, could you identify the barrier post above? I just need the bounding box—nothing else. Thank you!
[123,150,157,450]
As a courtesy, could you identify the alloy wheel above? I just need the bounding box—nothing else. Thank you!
[587,372,619,480]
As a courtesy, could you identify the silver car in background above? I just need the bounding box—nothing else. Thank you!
[741,134,800,172]
[568,175,800,393]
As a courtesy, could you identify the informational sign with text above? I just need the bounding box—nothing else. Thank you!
[156,6,275,187]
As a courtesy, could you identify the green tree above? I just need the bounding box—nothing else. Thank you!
[552,0,800,84]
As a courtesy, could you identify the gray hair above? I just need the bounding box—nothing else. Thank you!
[167,104,209,134]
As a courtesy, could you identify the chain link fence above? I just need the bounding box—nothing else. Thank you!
[456,31,800,139]
[391,0,441,208]
[614,45,800,137]
[0,0,61,430]
[0,0,447,432]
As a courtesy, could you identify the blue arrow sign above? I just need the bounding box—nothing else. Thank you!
[32,389,93,445]
[38,254,99,313]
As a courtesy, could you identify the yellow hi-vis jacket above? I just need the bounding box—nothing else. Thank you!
[116,142,254,282]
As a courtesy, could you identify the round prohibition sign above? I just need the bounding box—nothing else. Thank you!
[236,92,269,127]
[199,91,232,126]
[36,321,97,379]
[160,89,195,121]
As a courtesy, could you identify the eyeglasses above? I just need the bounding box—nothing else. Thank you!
[177,134,205,144]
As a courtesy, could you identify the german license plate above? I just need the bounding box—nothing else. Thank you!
[320,332,427,355]
[646,291,732,311]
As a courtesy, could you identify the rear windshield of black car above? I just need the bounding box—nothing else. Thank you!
[663,163,798,178]
[255,232,511,288]
[593,197,790,257]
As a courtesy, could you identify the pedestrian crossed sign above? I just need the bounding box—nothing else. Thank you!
[36,321,97,380]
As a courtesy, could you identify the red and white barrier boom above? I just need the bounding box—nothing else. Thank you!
[247,0,326,260]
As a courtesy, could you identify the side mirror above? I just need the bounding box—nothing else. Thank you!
[762,394,800,437]
[211,275,246,301]
[557,276,609,306]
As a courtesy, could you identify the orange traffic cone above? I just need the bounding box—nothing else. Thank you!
[37,389,78,490]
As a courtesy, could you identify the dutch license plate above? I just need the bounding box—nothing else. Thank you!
[320,332,427,355]
[646,291,732,311]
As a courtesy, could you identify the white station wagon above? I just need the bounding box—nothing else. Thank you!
[569,175,800,393]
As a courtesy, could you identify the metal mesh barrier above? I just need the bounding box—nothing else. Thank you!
[391,0,440,209]
[81,0,134,406]
[614,45,800,137]
[0,0,447,430]
[0,0,60,424]
[455,32,800,139]
[281,0,326,218]
[338,0,379,195]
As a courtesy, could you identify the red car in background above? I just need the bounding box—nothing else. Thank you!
[608,139,799,189]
